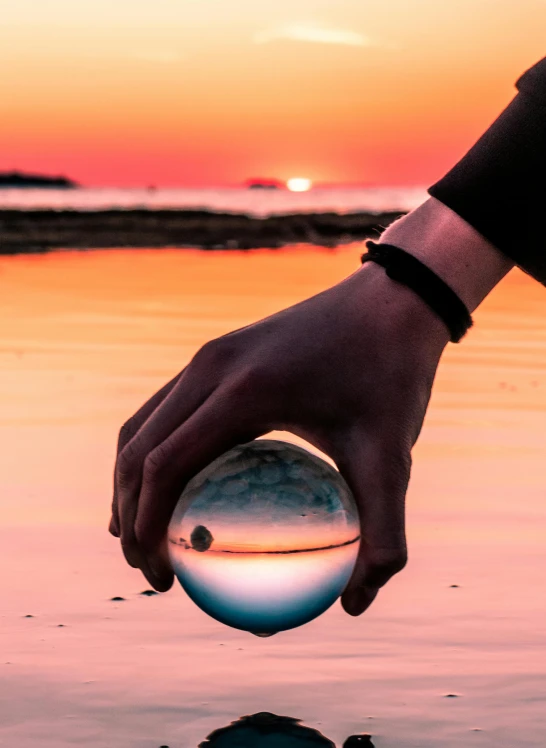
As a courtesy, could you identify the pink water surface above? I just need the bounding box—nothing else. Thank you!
[1,246,546,747]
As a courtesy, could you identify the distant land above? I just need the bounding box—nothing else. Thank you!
[0,171,78,189]
[245,178,283,190]
[0,208,406,254]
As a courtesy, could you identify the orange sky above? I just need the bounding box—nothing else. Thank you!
[2,1,546,187]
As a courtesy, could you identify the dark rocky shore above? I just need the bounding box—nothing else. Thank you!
[0,171,77,189]
[0,208,406,254]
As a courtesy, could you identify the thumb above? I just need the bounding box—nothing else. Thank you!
[338,434,411,617]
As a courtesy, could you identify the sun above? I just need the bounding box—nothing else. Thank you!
[286,177,312,192]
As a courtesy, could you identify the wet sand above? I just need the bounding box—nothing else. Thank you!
[1,246,546,747]
[0,209,404,253]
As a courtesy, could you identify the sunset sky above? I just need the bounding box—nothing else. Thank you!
[2,0,546,187]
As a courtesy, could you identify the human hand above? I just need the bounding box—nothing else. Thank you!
[110,259,450,616]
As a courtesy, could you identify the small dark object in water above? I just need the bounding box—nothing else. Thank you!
[24,614,34,618]
[444,693,460,698]
[110,596,125,601]
[191,525,214,552]
[140,589,159,596]
[343,736,375,747]
[57,624,66,627]
[449,584,460,588]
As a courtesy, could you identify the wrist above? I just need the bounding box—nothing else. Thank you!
[355,259,451,350]
[379,197,514,313]
[362,241,472,343]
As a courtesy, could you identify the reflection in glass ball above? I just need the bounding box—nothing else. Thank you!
[168,439,360,636]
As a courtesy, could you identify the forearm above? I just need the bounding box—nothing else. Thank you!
[380,197,514,313]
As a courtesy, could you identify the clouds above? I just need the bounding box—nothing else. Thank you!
[253,24,375,48]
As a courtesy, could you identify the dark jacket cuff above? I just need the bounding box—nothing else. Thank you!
[427,57,546,285]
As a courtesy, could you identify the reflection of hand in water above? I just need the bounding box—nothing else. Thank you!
[197,712,374,747]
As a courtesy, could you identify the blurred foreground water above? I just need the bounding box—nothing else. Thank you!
[1,245,546,747]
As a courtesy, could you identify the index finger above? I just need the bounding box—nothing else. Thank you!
[110,369,184,537]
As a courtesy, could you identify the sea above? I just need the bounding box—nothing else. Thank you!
[1,187,546,747]
[0,185,428,215]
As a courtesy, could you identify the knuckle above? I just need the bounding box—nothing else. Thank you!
[248,363,275,391]
[142,442,171,484]
[194,338,225,365]
[233,362,275,397]
[117,418,137,451]
[382,443,412,490]
[192,335,238,374]
[195,339,217,359]
[116,439,143,485]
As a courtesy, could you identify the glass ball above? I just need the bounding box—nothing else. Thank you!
[168,439,360,636]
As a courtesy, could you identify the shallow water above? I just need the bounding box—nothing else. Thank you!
[1,246,546,747]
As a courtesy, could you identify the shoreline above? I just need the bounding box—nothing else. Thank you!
[0,208,405,254]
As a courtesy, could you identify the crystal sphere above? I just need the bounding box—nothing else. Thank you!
[168,439,360,635]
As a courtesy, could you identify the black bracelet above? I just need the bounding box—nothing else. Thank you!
[360,241,473,343]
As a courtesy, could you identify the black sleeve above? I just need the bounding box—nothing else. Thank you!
[427,56,546,285]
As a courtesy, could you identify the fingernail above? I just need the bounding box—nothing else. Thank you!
[147,555,173,591]
[149,556,170,579]
[122,544,143,569]
[343,587,378,617]
[150,538,172,575]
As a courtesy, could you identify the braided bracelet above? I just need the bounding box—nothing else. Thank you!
[361,241,473,343]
